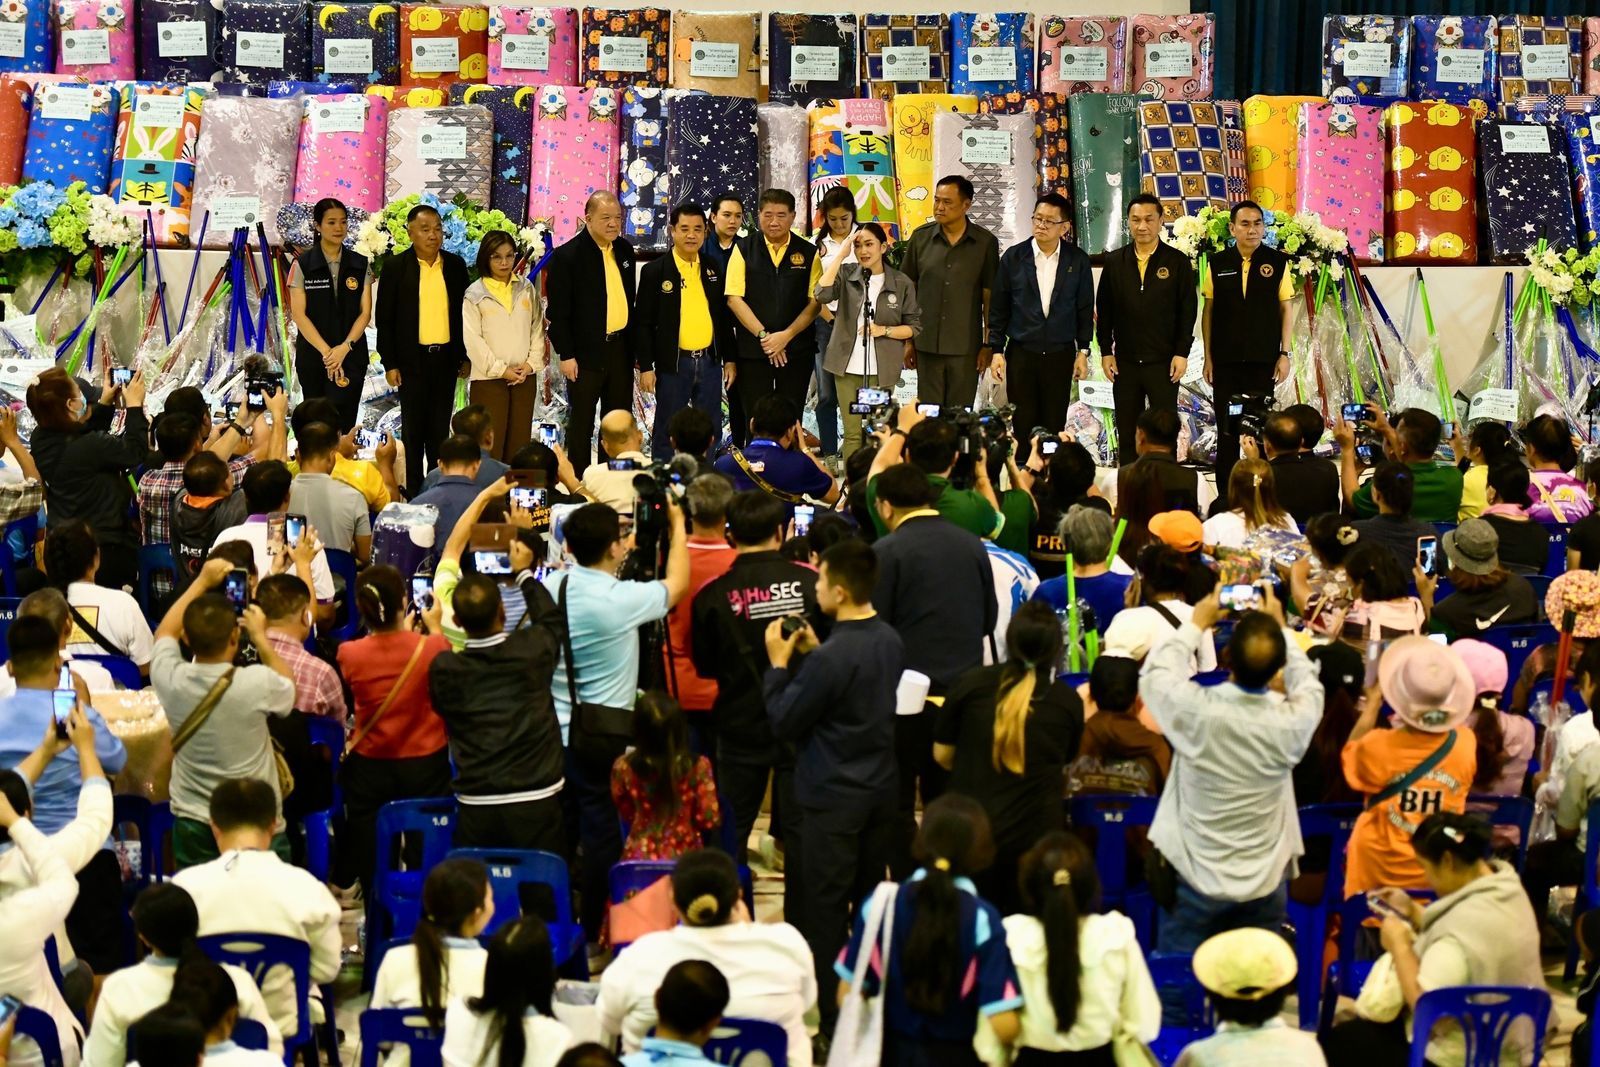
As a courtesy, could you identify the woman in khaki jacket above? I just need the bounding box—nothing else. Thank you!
[463,231,547,461]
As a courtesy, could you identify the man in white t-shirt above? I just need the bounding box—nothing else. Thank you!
[212,461,337,606]
[0,589,116,695]
[172,778,341,1040]
[42,518,155,673]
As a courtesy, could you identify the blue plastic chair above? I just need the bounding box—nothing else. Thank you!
[15,1004,64,1067]
[370,797,458,967]
[232,1018,270,1051]
[1523,574,1554,604]
[1479,623,1559,704]
[137,543,176,627]
[0,596,21,660]
[1433,521,1459,539]
[359,1008,444,1067]
[324,548,362,641]
[1407,985,1552,1067]
[1287,802,1362,1030]
[74,653,143,690]
[301,716,346,884]
[1542,523,1569,578]
[1318,891,1434,1037]
[1193,669,1228,686]
[702,1016,789,1066]
[1564,798,1600,983]
[197,933,319,1064]
[1465,794,1534,871]
[1147,952,1211,1066]
[0,515,37,596]
[1068,795,1159,949]
[445,848,587,978]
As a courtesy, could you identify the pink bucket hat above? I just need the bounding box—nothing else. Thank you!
[1378,635,1477,733]
[1450,638,1509,699]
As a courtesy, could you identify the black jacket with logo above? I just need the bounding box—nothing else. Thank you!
[632,251,729,375]
[690,551,823,763]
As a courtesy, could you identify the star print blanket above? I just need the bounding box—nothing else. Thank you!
[109,83,203,244]
[1561,113,1600,251]
[665,94,756,232]
[619,86,688,253]
[220,0,312,85]
[1383,101,1477,264]
[1477,119,1577,264]
[891,92,977,232]
[139,0,223,83]
[449,83,534,223]
[1295,94,1386,264]
[1067,92,1142,256]
[293,91,389,214]
[313,3,401,87]
[526,84,620,243]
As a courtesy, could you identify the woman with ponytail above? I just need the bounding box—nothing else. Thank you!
[334,564,452,915]
[86,884,281,1067]
[372,859,494,1063]
[164,957,281,1065]
[1002,833,1159,1065]
[836,794,1022,1066]
[597,849,813,1064]
[442,917,574,1067]
[611,691,720,862]
[1201,458,1296,550]
[934,602,1083,914]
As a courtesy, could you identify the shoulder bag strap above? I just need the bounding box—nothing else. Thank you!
[67,601,125,657]
[558,576,582,710]
[170,668,236,754]
[348,637,429,752]
[731,449,808,506]
[1530,476,1571,525]
[1369,730,1458,809]
[1149,601,1183,630]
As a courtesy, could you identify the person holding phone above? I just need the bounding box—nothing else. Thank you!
[813,222,920,461]
[1137,581,1323,963]
[464,230,547,463]
[27,364,160,591]
[1419,519,1539,641]
[288,421,372,563]
[287,198,373,432]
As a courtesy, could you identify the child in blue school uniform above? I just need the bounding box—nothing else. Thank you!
[835,793,1024,1066]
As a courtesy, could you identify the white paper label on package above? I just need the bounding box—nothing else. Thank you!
[960,128,1012,166]
[1469,389,1520,423]
[500,34,550,70]
[1077,380,1116,410]
[1143,41,1193,79]
[689,41,739,78]
[156,21,207,57]
[966,47,1015,82]
[0,22,25,58]
[1056,47,1108,82]
[1341,42,1393,78]
[135,95,186,129]
[1499,124,1552,154]
[790,45,839,81]
[322,37,373,74]
[1435,47,1485,84]
[411,36,459,72]
[210,195,263,229]
[310,96,366,134]
[236,31,285,69]
[1521,43,1571,81]
[39,85,92,121]
[881,45,931,81]
[61,29,111,66]
[597,34,647,72]
[419,124,466,160]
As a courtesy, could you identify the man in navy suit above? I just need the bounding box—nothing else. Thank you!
[985,192,1094,465]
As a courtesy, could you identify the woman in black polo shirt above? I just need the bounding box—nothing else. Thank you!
[288,198,372,431]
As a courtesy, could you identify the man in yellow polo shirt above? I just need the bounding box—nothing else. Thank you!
[632,203,732,459]
[375,204,471,490]
[1200,199,1295,488]
[725,188,823,424]
[546,192,638,467]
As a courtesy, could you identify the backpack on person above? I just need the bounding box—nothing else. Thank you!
[169,491,245,598]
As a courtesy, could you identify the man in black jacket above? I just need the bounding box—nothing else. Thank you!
[763,538,901,1038]
[546,192,637,467]
[725,188,821,417]
[986,192,1094,464]
[428,540,566,852]
[870,463,997,881]
[1118,407,1203,516]
[375,204,471,491]
[634,203,730,460]
[1243,410,1339,526]
[690,490,821,919]
[1097,193,1198,464]
[1202,200,1295,488]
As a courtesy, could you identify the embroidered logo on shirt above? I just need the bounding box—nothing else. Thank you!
[1156,266,1170,280]
[661,279,674,293]
[345,276,358,290]
[789,253,805,266]
[1259,263,1274,278]
[1473,605,1512,630]
[886,293,898,306]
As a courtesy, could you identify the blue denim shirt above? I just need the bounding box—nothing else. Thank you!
[0,688,127,835]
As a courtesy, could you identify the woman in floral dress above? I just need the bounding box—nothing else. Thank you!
[611,691,721,861]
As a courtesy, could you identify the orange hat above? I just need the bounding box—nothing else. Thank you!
[1149,511,1203,553]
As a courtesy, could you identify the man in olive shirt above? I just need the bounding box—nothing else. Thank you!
[725,189,822,419]
[901,175,1000,409]
[546,192,636,466]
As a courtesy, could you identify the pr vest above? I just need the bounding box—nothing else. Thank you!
[734,233,816,362]
[1207,245,1287,365]
[294,244,369,365]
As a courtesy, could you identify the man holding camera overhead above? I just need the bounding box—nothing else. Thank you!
[1201,201,1295,490]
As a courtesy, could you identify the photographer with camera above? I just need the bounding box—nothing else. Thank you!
[864,405,1003,540]
[1239,409,1339,526]
[1139,580,1324,959]
[713,394,839,516]
[546,496,689,945]
[1336,407,1463,524]
[1200,201,1294,489]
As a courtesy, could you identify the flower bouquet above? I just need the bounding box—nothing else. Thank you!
[351,192,548,276]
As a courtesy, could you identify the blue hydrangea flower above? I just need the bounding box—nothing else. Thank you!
[16,219,51,249]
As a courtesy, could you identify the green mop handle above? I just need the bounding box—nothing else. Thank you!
[1065,553,1081,674]
[1106,518,1127,566]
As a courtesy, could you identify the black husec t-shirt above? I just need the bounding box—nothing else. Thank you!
[933,664,1084,850]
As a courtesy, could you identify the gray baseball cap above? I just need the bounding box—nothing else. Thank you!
[1443,518,1499,576]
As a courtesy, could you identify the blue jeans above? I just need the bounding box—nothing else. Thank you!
[812,319,839,455]
[651,352,724,460]
[1157,873,1287,1022]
